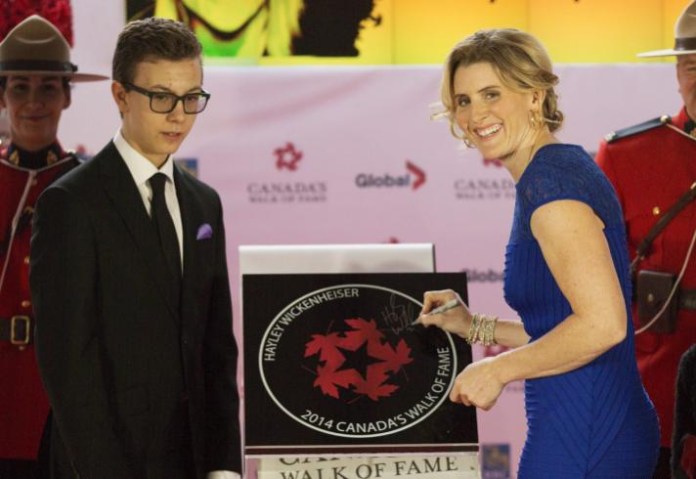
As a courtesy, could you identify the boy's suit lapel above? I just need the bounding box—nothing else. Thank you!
[174,165,203,319]
[99,142,181,319]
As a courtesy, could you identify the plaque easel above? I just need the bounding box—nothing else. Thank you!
[239,244,480,479]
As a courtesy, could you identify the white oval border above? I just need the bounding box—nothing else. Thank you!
[258,283,459,439]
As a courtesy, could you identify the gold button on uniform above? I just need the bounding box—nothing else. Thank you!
[24,256,30,265]
[21,300,31,308]
[652,206,661,216]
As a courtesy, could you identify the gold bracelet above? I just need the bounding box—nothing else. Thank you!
[466,313,481,345]
[481,315,498,346]
[475,314,487,345]
[466,313,499,346]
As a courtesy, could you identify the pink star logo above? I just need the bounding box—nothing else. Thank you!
[275,142,303,171]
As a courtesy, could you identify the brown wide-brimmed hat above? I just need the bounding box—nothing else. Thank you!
[0,14,107,82]
[639,1,696,57]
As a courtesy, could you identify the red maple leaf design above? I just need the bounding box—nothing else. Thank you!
[341,318,383,351]
[352,364,398,401]
[371,339,413,373]
[304,317,414,401]
[304,332,345,368]
[313,364,360,399]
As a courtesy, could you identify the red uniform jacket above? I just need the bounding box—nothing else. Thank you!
[596,108,696,447]
[0,145,78,460]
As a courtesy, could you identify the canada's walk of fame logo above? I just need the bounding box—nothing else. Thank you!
[259,284,458,439]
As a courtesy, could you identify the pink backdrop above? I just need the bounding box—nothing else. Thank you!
[57,63,682,476]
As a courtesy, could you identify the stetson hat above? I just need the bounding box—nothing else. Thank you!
[639,1,696,57]
[0,14,107,81]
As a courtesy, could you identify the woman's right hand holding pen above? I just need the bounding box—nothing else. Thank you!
[418,289,471,338]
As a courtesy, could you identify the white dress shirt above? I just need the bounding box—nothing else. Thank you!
[113,130,183,266]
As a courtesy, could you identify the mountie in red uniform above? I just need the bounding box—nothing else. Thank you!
[0,142,79,460]
[596,107,696,449]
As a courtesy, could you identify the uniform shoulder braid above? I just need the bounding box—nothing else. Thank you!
[605,115,671,143]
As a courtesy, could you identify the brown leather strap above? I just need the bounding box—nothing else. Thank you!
[0,206,34,257]
[634,182,696,266]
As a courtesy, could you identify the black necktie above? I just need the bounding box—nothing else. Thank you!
[149,173,181,302]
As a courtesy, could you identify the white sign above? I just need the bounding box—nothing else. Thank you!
[257,454,479,479]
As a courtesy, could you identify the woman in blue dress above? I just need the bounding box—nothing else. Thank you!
[418,29,660,478]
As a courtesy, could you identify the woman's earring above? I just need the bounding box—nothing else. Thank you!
[529,110,537,129]
[452,123,475,148]
[462,133,475,148]
[529,110,544,129]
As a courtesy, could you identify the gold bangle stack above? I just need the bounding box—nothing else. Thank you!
[465,313,498,346]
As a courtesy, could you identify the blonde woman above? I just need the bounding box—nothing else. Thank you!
[420,29,659,478]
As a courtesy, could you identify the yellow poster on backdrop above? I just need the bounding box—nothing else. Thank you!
[126,0,688,64]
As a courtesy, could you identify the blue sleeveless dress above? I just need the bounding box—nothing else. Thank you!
[503,144,659,478]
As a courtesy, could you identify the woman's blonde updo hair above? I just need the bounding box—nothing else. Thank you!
[440,28,564,134]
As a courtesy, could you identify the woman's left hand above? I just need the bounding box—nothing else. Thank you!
[449,356,505,411]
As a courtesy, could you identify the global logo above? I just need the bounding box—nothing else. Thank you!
[259,284,458,438]
[461,268,504,283]
[356,160,426,190]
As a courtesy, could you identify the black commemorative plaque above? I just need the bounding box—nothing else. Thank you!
[243,273,476,455]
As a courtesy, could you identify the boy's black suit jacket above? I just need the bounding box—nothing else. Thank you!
[30,142,241,478]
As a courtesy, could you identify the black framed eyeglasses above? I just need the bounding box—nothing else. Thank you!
[123,82,211,114]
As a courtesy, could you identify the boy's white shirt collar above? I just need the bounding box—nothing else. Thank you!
[113,129,175,186]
